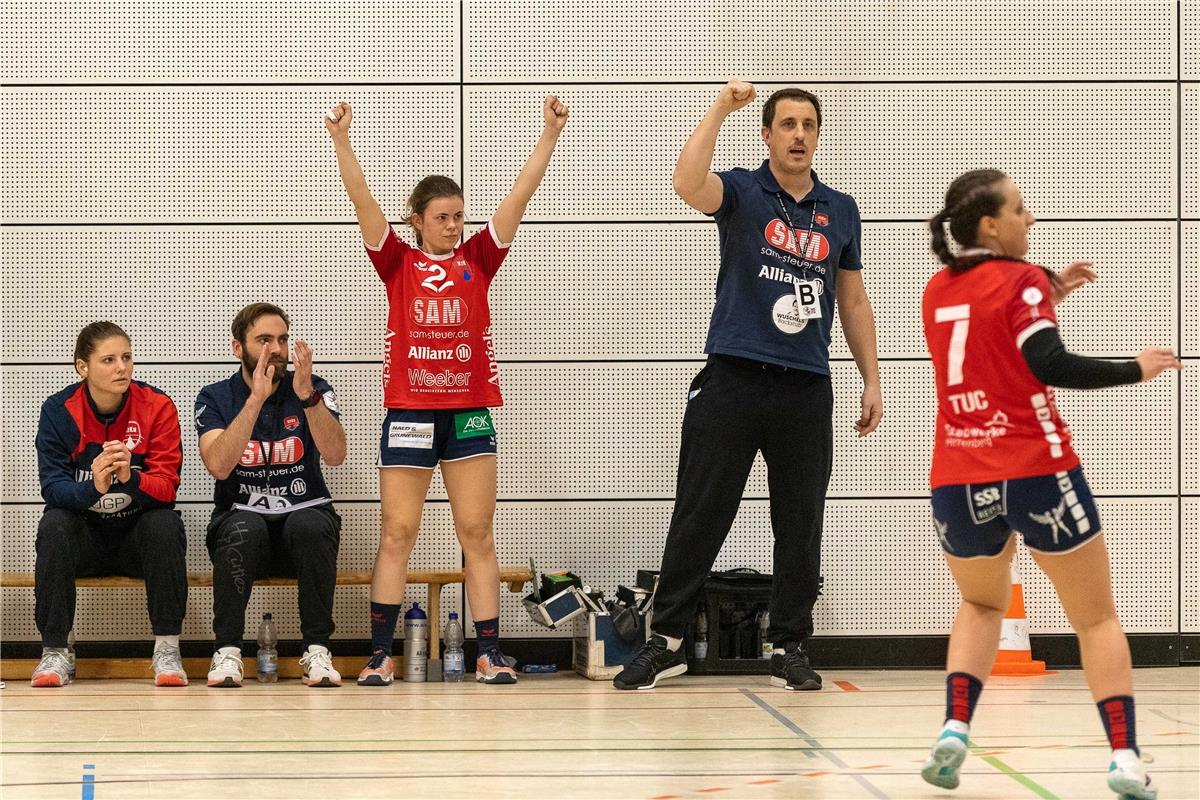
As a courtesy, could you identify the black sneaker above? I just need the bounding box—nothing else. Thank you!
[612,634,687,690]
[770,643,822,690]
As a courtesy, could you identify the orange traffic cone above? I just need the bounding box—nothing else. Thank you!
[991,557,1052,676]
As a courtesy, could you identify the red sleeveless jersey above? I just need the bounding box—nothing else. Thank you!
[366,223,509,409]
[922,259,1079,488]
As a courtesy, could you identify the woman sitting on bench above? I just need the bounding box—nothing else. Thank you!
[32,321,187,687]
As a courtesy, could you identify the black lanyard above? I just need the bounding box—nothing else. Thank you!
[775,193,820,276]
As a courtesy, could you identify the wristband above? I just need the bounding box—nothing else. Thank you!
[300,390,324,409]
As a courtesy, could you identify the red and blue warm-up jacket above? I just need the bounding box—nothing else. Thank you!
[36,381,183,528]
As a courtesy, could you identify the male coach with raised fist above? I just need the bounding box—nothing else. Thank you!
[614,81,882,691]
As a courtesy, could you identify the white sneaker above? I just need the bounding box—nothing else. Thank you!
[30,648,73,687]
[299,644,341,687]
[1108,749,1157,800]
[206,647,244,687]
[921,720,969,790]
[153,642,188,687]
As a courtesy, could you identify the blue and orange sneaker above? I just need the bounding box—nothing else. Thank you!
[356,649,394,686]
[475,647,517,685]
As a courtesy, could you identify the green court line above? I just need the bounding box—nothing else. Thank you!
[971,741,1060,800]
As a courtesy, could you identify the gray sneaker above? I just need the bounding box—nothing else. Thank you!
[152,643,188,686]
[31,648,73,687]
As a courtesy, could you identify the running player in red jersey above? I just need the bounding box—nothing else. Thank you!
[326,96,568,685]
[918,169,1178,799]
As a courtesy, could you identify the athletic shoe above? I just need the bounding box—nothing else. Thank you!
[612,634,687,690]
[30,648,73,687]
[300,644,341,687]
[921,721,970,790]
[769,643,822,690]
[475,647,518,685]
[356,650,394,686]
[1108,748,1157,800]
[152,642,188,687]
[206,646,244,687]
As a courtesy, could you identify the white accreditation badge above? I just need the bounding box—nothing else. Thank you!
[793,279,823,319]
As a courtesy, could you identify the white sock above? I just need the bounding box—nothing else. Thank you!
[942,720,970,737]
[155,635,180,651]
[772,647,786,655]
[660,635,683,652]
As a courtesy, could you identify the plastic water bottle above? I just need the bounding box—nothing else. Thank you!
[402,602,428,682]
[443,612,465,682]
[694,609,708,660]
[758,610,771,659]
[256,613,278,682]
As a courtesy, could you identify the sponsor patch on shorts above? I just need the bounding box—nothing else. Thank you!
[454,410,495,439]
[388,421,434,449]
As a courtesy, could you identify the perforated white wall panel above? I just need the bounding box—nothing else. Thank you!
[1187,2,1200,81]
[0,3,459,83]
[1,88,459,223]
[4,222,1174,364]
[1,4,1190,648]
[1185,84,1199,218]
[464,85,1177,221]
[1183,499,1200,632]
[464,1,1176,82]
[1184,364,1200,495]
[1,505,461,642]
[1185,224,1199,357]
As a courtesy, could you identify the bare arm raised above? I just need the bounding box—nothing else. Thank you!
[490,95,569,244]
[325,103,390,247]
[673,81,756,214]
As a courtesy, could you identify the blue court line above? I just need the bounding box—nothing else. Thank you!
[81,764,94,800]
[739,689,889,800]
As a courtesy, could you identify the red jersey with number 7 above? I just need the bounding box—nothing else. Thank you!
[922,258,1079,488]
[366,222,509,409]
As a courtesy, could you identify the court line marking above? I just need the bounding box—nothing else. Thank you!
[1151,709,1200,728]
[739,689,888,800]
[971,742,1060,800]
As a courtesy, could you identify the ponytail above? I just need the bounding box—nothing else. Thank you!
[929,169,1007,272]
[929,211,955,265]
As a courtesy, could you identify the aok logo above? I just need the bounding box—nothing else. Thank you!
[239,437,305,467]
[462,415,489,431]
[765,219,830,261]
[411,297,466,326]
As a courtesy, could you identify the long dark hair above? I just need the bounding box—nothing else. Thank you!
[929,169,1059,288]
[406,175,463,248]
[929,169,1009,271]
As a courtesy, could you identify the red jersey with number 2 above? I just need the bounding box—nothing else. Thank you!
[366,223,509,409]
[922,259,1079,488]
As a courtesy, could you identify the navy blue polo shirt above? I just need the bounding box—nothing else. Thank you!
[704,161,863,374]
[195,371,339,514]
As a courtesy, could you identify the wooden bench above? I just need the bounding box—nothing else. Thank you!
[0,567,532,661]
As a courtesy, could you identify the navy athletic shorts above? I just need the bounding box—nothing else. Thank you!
[378,408,497,469]
[930,466,1102,558]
